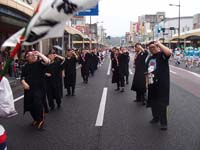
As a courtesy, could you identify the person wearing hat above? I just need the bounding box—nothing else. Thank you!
[64,49,78,96]
[21,50,50,129]
[45,52,65,109]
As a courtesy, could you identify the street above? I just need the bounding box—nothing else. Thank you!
[1,54,200,150]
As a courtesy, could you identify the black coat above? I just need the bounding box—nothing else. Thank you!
[45,60,64,100]
[64,57,77,87]
[21,61,46,113]
[79,53,90,76]
[146,52,170,107]
[111,58,119,83]
[131,51,148,92]
[118,53,129,76]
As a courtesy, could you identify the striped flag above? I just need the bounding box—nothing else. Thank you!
[2,0,98,47]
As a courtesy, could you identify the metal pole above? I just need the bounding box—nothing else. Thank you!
[89,16,92,50]
[178,0,181,48]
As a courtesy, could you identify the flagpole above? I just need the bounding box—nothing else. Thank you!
[0,0,43,81]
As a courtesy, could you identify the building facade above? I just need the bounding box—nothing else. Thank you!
[155,16,193,42]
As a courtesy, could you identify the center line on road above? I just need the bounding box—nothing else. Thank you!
[129,68,133,75]
[14,95,24,102]
[170,70,177,75]
[107,60,111,75]
[95,87,108,127]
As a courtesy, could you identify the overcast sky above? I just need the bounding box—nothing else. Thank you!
[86,0,200,37]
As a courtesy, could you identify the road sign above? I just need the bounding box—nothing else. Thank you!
[76,5,98,16]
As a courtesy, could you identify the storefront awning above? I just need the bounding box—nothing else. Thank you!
[65,26,88,39]
[171,28,200,40]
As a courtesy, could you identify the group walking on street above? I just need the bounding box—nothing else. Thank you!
[20,48,105,130]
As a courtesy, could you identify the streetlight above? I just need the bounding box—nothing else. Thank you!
[95,21,103,49]
[169,0,181,48]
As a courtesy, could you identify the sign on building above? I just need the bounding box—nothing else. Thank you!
[76,4,98,16]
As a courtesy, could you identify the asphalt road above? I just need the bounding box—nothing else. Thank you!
[1,53,200,150]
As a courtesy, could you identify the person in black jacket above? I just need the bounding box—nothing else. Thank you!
[111,48,120,90]
[79,49,90,84]
[21,51,50,129]
[64,49,78,96]
[121,47,130,84]
[146,40,172,131]
[45,52,65,110]
[117,49,127,92]
[131,43,148,105]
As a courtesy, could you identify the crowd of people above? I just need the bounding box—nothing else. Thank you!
[110,41,172,131]
[1,40,173,133]
[20,48,106,130]
[173,47,200,68]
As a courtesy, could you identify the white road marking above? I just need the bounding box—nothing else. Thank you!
[170,70,177,75]
[107,60,111,75]
[170,65,200,78]
[14,95,24,102]
[129,68,133,75]
[76,65,81,69]
[95,87,108,127]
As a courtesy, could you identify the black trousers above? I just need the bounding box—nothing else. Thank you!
[30,98,44,122]
[125,74,129,83]
[117,75,125,88]
[46,86,61,108]
[81,68,89,82]
[66,85,75,95]
[136,91,145,101]
[151,102,168,126]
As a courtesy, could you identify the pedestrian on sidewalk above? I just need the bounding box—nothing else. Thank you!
[146,41,172,131]
[131,43,148,105]
[45,52,65,110]
[21,50,50,130]
[64,49,78,96]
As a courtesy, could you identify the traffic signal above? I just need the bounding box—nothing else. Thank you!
[157,27,161,33]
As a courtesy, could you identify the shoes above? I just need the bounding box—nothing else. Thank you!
[31,121,38,126]
[150,119,159,124]
[57,104,61,108]
[115,88,120,91]
[37,121,44,129]
[160,125,168,131]
[66,93,71,96]
[50,106,55,110]
[133,99,140,102]
[120,88,124,93]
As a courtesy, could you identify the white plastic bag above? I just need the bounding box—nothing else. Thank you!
[0,77,17,118]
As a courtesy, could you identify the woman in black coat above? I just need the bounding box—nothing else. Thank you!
[79,50,90,84]
[45,52,65,109]
[131,43,148,105]
[64,50,78,96]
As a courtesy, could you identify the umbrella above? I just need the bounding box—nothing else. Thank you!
[53,45,63,51]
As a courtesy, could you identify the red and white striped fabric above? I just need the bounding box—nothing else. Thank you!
[0,125,7,150]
